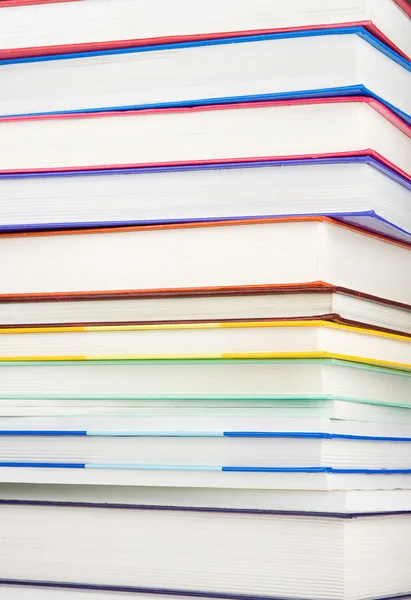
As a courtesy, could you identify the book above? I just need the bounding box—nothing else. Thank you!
[0,500,409,600]
[1,321,410,369]
[0,0,409,61]
[1,157,410,244]
[1,28,409,123]
[0,421,410,472]
[3,484,411,514]
[1,462,409,490]
[0,358,409,407]
[2,283,410,336]
[1,398,410,424]
[0,98,410,177]
[1,417,411,437]
[1,219,409,304]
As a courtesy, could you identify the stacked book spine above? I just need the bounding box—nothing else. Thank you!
[0,1,410,599]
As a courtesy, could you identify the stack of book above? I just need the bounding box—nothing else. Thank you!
[0,1,410,599]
